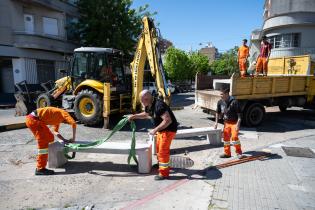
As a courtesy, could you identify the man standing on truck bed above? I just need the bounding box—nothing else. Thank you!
[238,39,249,78]
[26,107,76,175]
[256,35,271,76]
[214,88,243,159]
[128,90,178,180]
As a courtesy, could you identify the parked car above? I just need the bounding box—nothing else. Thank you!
[143,82,157,95]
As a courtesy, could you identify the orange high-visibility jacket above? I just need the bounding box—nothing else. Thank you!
[36,107,76,132]
[238,45,249,59]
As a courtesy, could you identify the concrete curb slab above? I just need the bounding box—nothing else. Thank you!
[0,122,26,132]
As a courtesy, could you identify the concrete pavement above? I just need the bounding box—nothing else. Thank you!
[0,108,26,132]
[0,93,315,210]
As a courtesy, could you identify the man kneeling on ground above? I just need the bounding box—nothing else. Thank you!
[128,90,178,180]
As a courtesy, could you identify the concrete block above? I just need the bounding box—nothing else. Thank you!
[49,141,152,174]
[136,145,152,173]
[48,141,68,168]
[148,134,157,155]
[176,127,222,146]
[207,131,222,146]
[148,128,222,155]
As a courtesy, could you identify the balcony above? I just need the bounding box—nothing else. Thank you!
[270,47,315,59]
[263,13,315,30]
[13,0,78,16]
[13,31,78,53]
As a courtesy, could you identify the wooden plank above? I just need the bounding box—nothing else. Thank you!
[289,77,294,93]
[274,77,289,93]
[292,77,307,92]
[271,77,276,94]
[235,91,307,100]
[253,78,273,94]
[234,78,252,95]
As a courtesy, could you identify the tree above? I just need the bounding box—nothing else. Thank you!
[210,46,239,75]
[72,0,155,54]
[164,48,212,82]
[189,52,211,77]
[164,47,191,82]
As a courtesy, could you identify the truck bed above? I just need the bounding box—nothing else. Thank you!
[195,89,221,111]
[195,74,315,111]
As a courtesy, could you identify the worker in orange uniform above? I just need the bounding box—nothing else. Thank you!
[128,90,178,180]
[214,88,243,159]
[25,107,77,175]
[256,35,271,76]
[238,39,249,77]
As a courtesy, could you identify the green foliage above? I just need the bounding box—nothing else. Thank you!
[210,46,239,76]
[164,47,191,82]
[164,47,190,81]
[72,0,156,54]
[164,48,211,82]
[189,52,211,75]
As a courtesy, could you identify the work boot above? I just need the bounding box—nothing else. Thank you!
[35,168,55,175]
[219,154,231,158]
[154,175,168,181]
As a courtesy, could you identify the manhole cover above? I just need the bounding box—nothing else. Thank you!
[170,156,194,168]
[282,146,315,158]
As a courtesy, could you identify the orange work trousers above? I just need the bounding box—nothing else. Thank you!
[156,131,176,177]
[238,58,247,77]
[223,121,242,156]
[26,115,54,170]
[256,57,268,75]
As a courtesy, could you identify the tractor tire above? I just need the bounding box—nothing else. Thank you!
[74,89,103,126]
[243,103,265,127]
[36,93,53,108]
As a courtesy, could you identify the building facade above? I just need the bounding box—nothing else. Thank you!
[159,38,173,54]
[199,44,219,64]
[0,0,79,104]
[251,0,315,61]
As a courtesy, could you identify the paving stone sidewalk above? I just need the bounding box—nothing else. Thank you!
[206,134,315,210]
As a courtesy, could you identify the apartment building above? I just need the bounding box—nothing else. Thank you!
[0,0,79,104]
[199,44,220,64]
[250,0,315,62]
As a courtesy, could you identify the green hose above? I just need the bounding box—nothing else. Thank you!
[64,117,138,165]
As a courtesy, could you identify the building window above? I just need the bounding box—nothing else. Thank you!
[24,14,34,33]
[43,17,58,36]
[66,16,79,41]
[268,33,300,49]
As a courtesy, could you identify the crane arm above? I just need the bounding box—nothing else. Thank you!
[131,16,171,112]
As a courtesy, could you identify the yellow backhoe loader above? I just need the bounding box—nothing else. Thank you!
[15,16,171,128]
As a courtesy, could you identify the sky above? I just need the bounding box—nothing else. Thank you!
[131,0,265,53]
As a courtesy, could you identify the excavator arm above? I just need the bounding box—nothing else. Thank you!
[131,16,171,112]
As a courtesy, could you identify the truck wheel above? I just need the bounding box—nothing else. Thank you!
[279,105,287,112]
[36,93,52,108]
[74,90,103,126]
[244,103,265,127]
